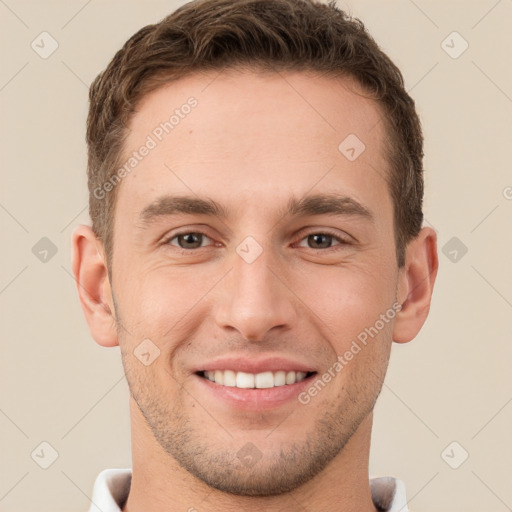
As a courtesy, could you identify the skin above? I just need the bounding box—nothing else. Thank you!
[73,69,438,512]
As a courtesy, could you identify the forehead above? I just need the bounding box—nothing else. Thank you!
[116,69,390,223]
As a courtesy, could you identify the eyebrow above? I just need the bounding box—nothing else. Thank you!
[138,192,374,226]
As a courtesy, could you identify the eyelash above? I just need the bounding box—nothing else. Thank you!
[162,229,352,253]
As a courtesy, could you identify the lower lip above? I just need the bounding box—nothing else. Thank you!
[194,373,316,411]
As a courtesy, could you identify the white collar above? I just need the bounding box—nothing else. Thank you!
[87,468,409,512]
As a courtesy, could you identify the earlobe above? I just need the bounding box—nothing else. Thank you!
[393,227,438,344]
[72,224,119,347]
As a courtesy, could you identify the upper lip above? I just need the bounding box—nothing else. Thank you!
[193,356,317,375]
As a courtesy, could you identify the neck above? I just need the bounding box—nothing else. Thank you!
[123,397,378,512]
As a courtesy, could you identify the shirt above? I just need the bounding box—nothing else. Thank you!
[87,468,409,512]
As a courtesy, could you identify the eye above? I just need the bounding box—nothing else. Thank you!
[163,229,352,253]
[166,231,213,250]
[296,231,350,250]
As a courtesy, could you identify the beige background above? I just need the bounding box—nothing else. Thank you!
[1,1,511,511]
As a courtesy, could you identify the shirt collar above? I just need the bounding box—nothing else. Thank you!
[87,468,409,512]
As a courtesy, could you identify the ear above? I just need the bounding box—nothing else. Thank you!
[393,226,438,343]
[72,224,118,347]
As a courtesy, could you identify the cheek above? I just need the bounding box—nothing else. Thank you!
[118,266,218,340]
[115,246,398,349]
[301,264,397,347]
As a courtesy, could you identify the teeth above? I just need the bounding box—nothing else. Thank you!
[236,371,255,388]
[224,370,236,387]
[201,369,310,388]
[255,371,274,388]
[274,371,286,386]
[214,370,224,385]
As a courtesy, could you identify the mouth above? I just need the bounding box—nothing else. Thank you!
[196,369,317,389]
[191,356,319,410]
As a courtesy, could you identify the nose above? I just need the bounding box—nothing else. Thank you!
[214,243,298,342]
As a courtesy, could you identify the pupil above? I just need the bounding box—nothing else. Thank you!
[180,233,202,248]
[310,234,331,249]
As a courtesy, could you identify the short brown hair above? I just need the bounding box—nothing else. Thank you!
[87,0,424,268]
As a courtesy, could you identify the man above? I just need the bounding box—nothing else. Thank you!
[72,0,438,510]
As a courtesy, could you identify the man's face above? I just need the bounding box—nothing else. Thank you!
[110,70,400,495]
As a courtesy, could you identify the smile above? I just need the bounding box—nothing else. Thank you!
[198,370,315,389]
